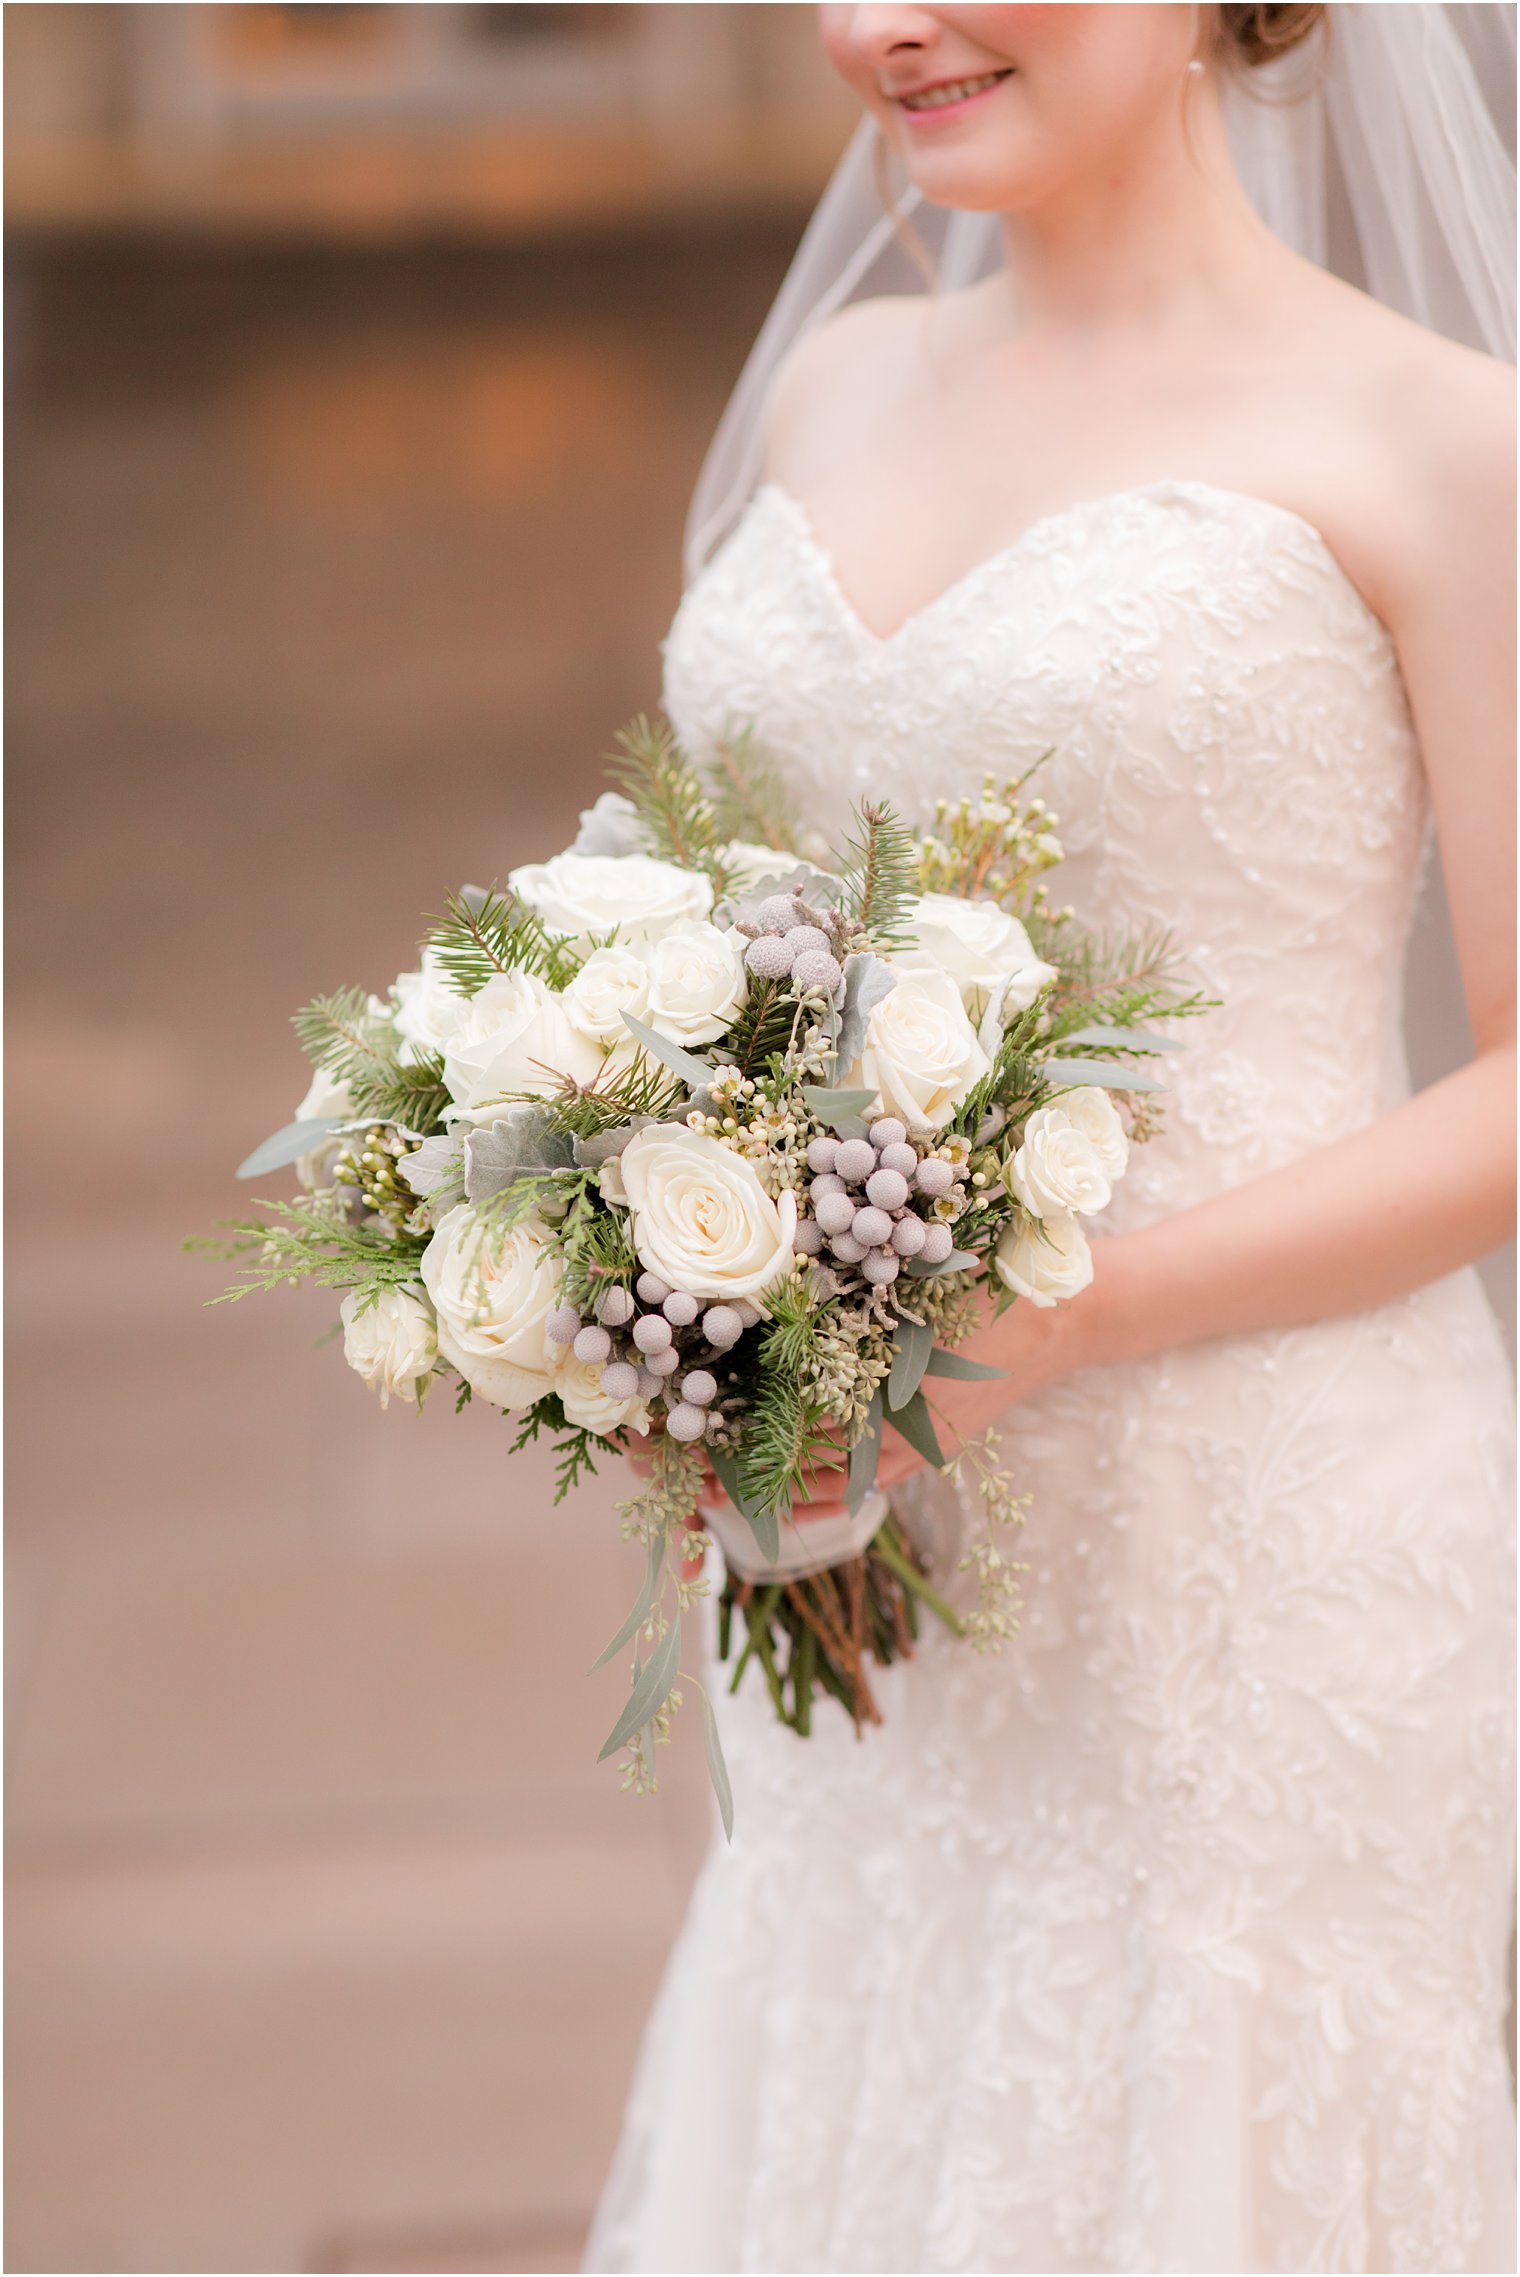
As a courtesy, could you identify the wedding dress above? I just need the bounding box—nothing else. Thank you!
[584,475,1517,2275]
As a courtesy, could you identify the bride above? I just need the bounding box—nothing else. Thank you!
[586,7,1516,2271]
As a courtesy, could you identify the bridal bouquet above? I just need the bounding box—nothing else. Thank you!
[195,720,1206,1827]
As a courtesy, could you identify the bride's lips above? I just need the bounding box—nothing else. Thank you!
[890,67,1015,127]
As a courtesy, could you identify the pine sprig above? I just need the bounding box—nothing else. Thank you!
[424,887,580,997]
[1034,916,1216,1031]
[608,715,725,879]
[542,1058,687,1141]
[838,800,919,950]
[735,1275,830,1522]
[704,724,799,854]
[717,975,803,1082]
[291,991,450,1132]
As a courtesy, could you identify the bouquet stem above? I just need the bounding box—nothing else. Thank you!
[718,1513,963,1737]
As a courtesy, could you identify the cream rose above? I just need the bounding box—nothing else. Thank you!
[994,1210,1094,1308]
[720,840,794,892]
[392,949,470,1061]
[293,1066,353,1191]
[555,1349,651,1439]
[442,971,601,1124]
[851,961,991,1134]
[907,892,1058,1023]
[339,1285,437,1408]
[507,851,711,950]
[1058,1085,1130,1181]
[645,922,747,1045]
[1005,1104,1113,1219]
[619,1124,797,1304]
[419,1205,563,1409]
[561,945,652,1063]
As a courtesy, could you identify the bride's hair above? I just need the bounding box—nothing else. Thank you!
[1214,5,1327,70]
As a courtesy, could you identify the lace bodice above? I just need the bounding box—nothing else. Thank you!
[665,478,1426,1228]
[588,477,1515,2277]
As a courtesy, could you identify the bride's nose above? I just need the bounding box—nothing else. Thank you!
[835,5,944,68]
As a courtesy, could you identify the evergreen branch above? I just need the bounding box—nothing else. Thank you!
[716,975,803,1082]
[1033,916,1217,1029]
[838,800,919,950]
[290,991,450,1133]
[607,714,725,877]
[704,724,799,853]
[188,1200,430,1306]
[424,886,580,996]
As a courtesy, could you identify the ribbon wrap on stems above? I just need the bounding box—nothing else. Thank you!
[703,1487,891,1585]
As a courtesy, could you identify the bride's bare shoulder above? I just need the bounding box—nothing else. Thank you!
[760,293,933,484]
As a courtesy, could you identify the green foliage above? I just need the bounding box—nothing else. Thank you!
[837,800,919,951]
[291,988,450,1132]
[424,886,581,997]
[508,1393,608,1503]
[950,1000,1048,1138]
[553,1171,641,1312]
[607,714,726,881]
[1032,916,1216,1033]
[703,723,799,854]
[188,1199,430,1309]
[541,1056,687,1141]
[735,1274,830,1523]
[718,976,805,1083]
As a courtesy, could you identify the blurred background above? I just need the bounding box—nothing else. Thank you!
[5,7,1512,2273]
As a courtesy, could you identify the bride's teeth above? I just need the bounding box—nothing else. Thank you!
[903,71,1007,112]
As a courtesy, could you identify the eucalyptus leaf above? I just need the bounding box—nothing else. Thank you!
[236,1116,345,1181]
[904,1249,979,1278]
[591,1531,665,1671]
[464,1109,576,1201]
[924,1347,1008,1383]
[621,1013,713,1090]
[834,952,897,1072]
[397,1129,465,1199]
[1040,1057,1167,1094]
[802,1085,878,1127]
[708,1448,781,1567]
[888,1388,947,1469]
[597,1617,682,1762]
[702,1692,735,1843]
[888,1316,934,1412]
[846,1394,884,1515]
[1057,1022,1186,1053]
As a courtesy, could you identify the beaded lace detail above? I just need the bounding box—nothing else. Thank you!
[586,480,1516,2276]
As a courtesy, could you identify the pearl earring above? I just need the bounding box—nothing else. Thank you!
[1187,56,1205,74]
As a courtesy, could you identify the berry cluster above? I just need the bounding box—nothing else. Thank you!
[546,1275,756,1444]
[792,1118,966,1288]
[739,892,849,1000]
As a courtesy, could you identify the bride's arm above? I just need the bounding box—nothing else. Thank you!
[943,365,1516,1426]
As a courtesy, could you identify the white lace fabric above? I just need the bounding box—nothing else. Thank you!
[585,480,1517,2276]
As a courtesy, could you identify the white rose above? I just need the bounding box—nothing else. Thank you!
[907,892,1058,1023]
[645,922,747,1045]
[293,1067,353,1190]
[442,970,601,1124]
[339,1285,437,1408]
[1058,1086,1130,1181]
[1005,1104,1113,1219]
[619,1124,797,1304]
[392,949,470,1061]
[994,1210,1094,1308]
[419,1205,563,1409]
[720,840,794,892]
[561,945,652,1064]
[571,790,644,859]
[851,961,991,1134]
[555,1349,651,1439]
[508,851,712,950]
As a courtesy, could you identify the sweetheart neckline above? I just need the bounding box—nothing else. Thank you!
[751,477,1394,653]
